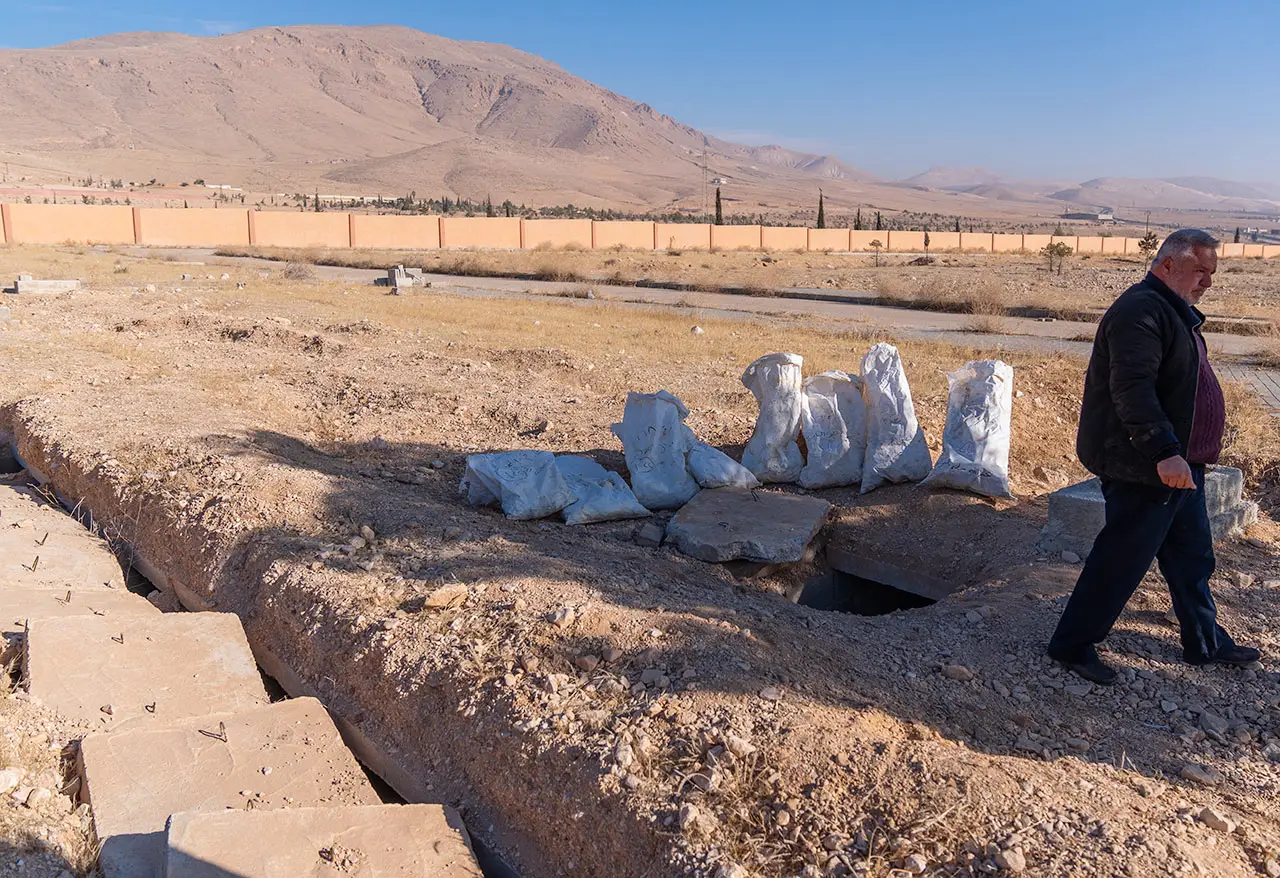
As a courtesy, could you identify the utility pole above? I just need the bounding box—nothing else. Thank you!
[1144,210,1151,233]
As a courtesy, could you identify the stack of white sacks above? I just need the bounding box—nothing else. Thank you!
[462,343,1014,524]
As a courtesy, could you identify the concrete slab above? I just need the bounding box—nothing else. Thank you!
[26,613,268,729]
[80,697,381,878]
[665,487,832,563]
[13,278,80,294]
[1041,465,1257,556]
[165,803,482,877]
[0,485,125,589]
[0,585,158,667]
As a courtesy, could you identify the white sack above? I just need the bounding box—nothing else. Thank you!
[740,352,805,483]
[687,439,760,489]
[922,360,1014,498]
[609,390,700,510]
[860,343,933,493]
[555,455,651,525]
[461,450,577,520]
[799,370,867,489]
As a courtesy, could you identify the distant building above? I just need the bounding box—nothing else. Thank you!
[1097,207,1115,222]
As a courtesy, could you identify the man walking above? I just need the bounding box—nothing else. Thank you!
[1048,228,1260,684]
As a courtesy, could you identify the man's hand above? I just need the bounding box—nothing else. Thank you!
[1157,455,1195,490]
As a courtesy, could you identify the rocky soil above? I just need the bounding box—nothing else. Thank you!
[1,244,1279,876]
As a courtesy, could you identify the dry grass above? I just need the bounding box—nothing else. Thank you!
[960,314,1008,334]
[208,244,1280,334]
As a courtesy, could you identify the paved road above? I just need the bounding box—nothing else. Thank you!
[127,247,1280,414]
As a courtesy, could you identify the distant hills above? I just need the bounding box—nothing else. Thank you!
[0,26,1275,221]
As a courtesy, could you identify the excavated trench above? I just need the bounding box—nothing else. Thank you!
[4,426,536,877]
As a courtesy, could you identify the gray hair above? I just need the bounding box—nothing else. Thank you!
[1152,228,1220,265]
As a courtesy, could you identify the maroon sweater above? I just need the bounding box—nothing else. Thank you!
[1187,329,1226,464]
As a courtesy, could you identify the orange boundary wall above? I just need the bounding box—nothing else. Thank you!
[7,204,135,245]
[0,205,1274,257]
[711,225,762,251]
[350,215,441,250]
[592,221,655,250]
[439,217,522,250]
[522,219,593,250]
[808,229,851,251]
[253,212,351,248]
[926,232,961,251]
[655,224,711,251]
[761,227,807,251]
[136,208,252,248]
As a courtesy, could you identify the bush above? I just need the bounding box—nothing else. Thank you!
[280,262,316,281]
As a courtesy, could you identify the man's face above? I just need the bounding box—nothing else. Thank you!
[1157,246,1217,305]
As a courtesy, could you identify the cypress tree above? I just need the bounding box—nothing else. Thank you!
[816,191,825,229]
[715,187,723,225]
[954,217,961,233]
[874,211,882,231]
[854,208,863,231]
[1234,227,1241,243]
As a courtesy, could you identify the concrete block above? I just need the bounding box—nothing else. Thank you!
[0,585,158,667]
[13,278,80,294]
[666,488,831,563]
[0,485,126,589]
[26,613,269,729]
[1041,466,1254,555]
[165,803,483,877]
[80,697,380,878]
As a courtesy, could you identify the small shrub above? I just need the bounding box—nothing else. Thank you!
[962,314,1007,334]
[281,262,316,281]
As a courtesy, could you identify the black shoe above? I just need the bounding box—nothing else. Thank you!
[1208,644,1261,666]
[1049,651,1119,686]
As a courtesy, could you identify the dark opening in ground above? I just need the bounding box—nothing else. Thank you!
[799,569,937,616]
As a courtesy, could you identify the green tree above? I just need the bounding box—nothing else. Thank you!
[854,208,863,230]
[1234,227,1241,244]
[485,195,495,218]
[715,187,723,225]
[1053,224,1066,236]
[874,211,882,231]
[314,190,322,213]
[869,239,883,267]
[1041,241,1072,275]
[816,190,825,229]
[1138,232,1160,261]
[954,217,961,233]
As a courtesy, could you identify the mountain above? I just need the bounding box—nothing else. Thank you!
[0,25,881,211]
[903,167,1007,189]
[1048,177,1280,214]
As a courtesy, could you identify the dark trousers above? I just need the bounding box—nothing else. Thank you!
[1049,464,1231,664]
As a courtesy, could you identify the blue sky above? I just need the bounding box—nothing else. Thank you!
[2,0,1276,184]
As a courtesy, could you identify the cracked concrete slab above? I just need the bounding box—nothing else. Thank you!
[80,697,381,878]
[0,585,158,667]
[665,487,832,563]
[26,613,268,729]
[165,803,482,877]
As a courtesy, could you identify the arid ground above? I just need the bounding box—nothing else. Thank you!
[2,244,1279,876]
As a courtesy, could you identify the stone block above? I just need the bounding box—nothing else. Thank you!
[1041,466,1255,556]
[13,278,80,294]
[164,803,482,877]
[0,585,158,667]
[26,613,269,730]
[665,488,831,563]
[80,697,380,878]
[0,484,126,589]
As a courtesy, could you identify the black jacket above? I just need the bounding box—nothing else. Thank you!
[1076,273,1204,487]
